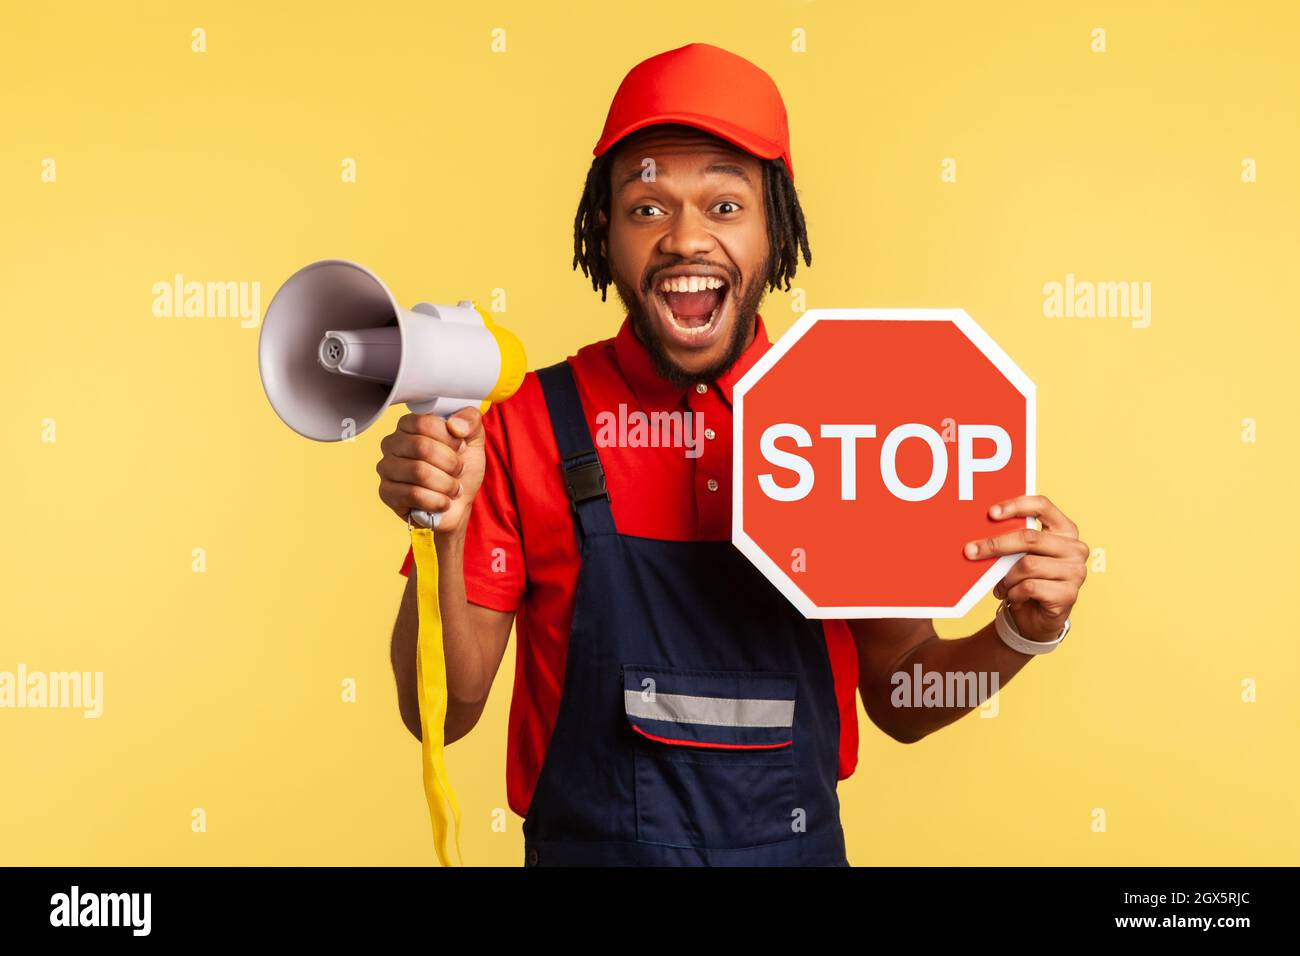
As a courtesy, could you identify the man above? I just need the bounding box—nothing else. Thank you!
[377,43,1088,866]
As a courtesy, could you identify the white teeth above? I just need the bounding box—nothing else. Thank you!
[658,275,725,293]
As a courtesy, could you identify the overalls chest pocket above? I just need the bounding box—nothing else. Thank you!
[623,665,800,851]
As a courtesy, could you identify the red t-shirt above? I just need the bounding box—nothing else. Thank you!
[401,313,860,818]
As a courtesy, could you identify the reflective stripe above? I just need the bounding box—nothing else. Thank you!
[624,690,795,728]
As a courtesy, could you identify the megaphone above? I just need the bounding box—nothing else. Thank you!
[258,259,526,527]
[258,259,527,866]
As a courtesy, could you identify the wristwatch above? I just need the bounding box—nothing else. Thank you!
[995,599,1070,656]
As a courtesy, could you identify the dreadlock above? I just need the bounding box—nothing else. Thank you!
[571,140,812,302]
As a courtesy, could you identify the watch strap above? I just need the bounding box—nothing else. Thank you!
[995,600,1069,655]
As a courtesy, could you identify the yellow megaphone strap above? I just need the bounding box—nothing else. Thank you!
[411,525,464,866]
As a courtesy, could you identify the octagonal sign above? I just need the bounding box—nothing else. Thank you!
[733,309,1036,618]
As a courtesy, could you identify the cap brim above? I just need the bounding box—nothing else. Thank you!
[594,111,785,168]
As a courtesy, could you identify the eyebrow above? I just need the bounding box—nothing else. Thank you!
[616,161,754,192]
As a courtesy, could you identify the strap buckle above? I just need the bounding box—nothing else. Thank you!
[561,450,610,511]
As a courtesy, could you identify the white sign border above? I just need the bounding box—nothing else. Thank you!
[732,308,1037,619]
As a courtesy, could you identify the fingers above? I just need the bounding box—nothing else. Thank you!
[993,555,1085,598]
[378,456,463,498]
[1002,577,1076,610]
[381,414,468,521]
[378,479,455,520]
[980,496,1089,625]
[988,494,1079,538]
[964,526,1090,561]
[397,412,465,451]
[380,429,464,476]
[446,406,484,445]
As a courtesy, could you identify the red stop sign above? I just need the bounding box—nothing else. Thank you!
[733,309,1035,618]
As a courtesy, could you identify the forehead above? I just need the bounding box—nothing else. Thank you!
[610,126,761,183]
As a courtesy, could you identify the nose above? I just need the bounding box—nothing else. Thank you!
[657,205,718,259]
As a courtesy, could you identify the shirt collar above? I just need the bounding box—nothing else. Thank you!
[612,312,772,410]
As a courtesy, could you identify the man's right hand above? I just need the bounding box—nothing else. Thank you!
[377,406,486,534]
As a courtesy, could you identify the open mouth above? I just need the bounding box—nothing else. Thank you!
[652,274,729,343]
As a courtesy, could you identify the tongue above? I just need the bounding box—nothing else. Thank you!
[663,288,723,326]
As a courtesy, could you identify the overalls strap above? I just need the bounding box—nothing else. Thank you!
[536,360,617,540]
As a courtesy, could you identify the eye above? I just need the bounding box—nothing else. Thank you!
[631,204,666,218]
[711,200,742,216]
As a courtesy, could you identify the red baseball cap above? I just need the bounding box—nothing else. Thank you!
[593,43,795,182]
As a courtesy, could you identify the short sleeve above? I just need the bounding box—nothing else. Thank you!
[822,619,860,780]
[398,402,525,614]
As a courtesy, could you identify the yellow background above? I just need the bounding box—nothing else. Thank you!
[2,1,1296,866]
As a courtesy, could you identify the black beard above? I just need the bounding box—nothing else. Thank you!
[613,262,769,389]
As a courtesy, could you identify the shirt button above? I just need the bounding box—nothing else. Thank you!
[704,427,716,440]
[527,847,539,866]
[695,383,707,394]
[707,478,719,492]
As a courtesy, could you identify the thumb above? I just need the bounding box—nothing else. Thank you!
[446,405,484,443]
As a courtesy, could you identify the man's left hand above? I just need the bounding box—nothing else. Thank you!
[962,495,1088,643]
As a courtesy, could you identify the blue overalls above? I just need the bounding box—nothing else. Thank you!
[521,360,849,866]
